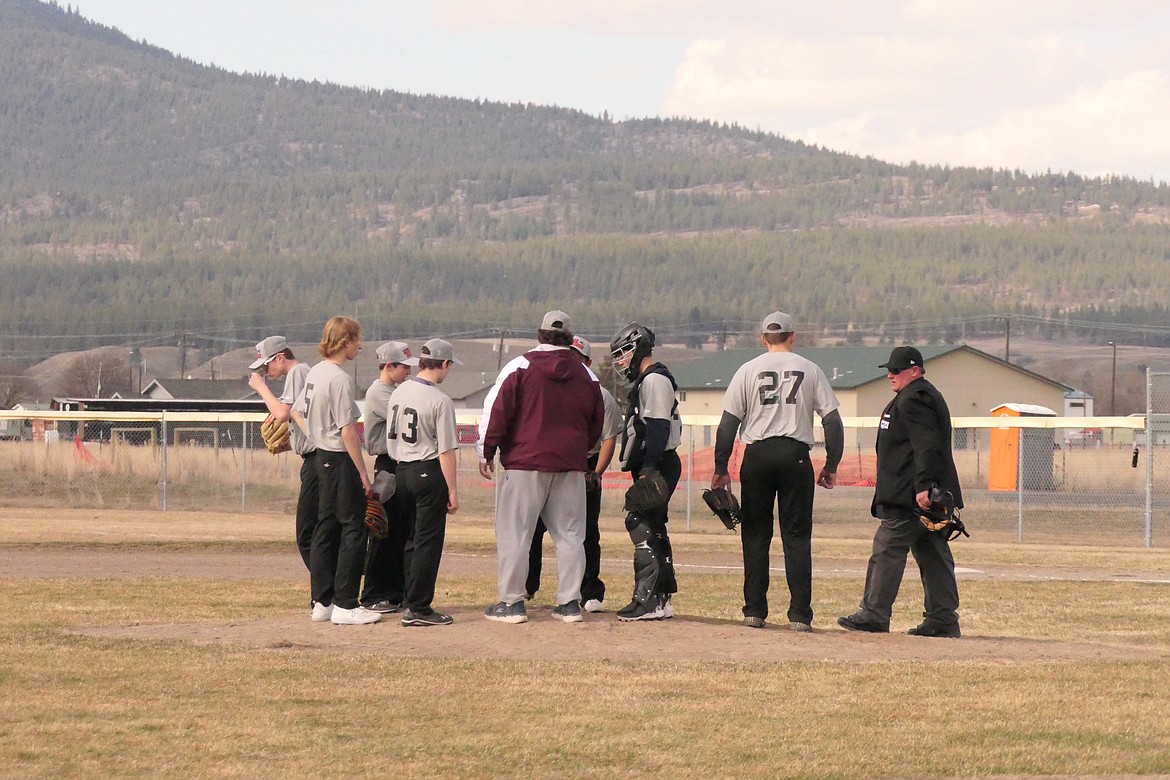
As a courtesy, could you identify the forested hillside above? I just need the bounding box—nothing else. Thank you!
[3,0,1170,361]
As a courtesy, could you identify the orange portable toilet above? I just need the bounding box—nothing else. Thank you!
[989,403,1056,491]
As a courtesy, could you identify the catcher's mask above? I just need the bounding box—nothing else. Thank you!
[919,487,969,542]
[702,487,742,531]
[610,322,656,382]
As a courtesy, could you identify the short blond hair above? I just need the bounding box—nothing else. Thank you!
[318,316,362,359]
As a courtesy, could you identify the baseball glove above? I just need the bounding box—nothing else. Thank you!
[919,486,970,541]
[364,497,389,540]
[702,487,742,531]
[624,470,670,513]
[260,415,291,454]
[584,471,602,493]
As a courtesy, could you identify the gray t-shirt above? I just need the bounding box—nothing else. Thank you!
[721,351,840,447]
[278,361,314,455]
[386,377,458,463]
[295,361,360,453]
[363,379,394,457]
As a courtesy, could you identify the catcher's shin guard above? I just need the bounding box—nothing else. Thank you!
[626,513,660,605]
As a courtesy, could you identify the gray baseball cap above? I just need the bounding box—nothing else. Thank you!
[375,341,419,366]
[250,335,289,369]
[540,310,572,332]
[569,336,592,360]
[761,311,795,334]
[420,338,463,366]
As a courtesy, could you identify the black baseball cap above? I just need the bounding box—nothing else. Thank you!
[880,346,924,371]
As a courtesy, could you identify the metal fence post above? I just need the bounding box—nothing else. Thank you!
[241,420,249,512]
[160,412,169,512]
[1016,428,1023,543]
[1146,368,1154,548]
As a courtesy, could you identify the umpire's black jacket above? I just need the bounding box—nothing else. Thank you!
[872,376,963,518]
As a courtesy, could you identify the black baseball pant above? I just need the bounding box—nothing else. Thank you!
[311,449,368,610]
[397,459,449,614]
[295,451,319,573]
[361,453,408,607]
[739,436,815,624]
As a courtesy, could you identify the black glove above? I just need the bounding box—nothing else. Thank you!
[624,470,669,513]
[702,487,742,531]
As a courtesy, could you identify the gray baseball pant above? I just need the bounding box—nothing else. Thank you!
[495,469,586,606]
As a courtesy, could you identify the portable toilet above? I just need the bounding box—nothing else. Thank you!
[989,403,1057,491]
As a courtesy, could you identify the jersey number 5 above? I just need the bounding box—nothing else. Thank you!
[757,370,804,405]
[388,404,419,444]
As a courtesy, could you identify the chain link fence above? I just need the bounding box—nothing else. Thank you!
[0,407,1164,547]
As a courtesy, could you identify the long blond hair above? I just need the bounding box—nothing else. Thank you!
[318,316,361,359]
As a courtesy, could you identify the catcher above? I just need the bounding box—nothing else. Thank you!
[610,322,682,622]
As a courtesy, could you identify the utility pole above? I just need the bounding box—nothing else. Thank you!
[495,329,509,371]
[1109,341,1117,416]
[996,316,1011,363]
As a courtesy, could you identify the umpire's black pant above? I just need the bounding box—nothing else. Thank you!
[295,451,319,574]
[361,453,408,607]
[739,436,815,624]
[857,507,960,627]
[397,458,449,614]
[311,449,368,610]
[526,454,605,603]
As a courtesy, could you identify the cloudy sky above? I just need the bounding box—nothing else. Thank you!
[73,0,1170,182]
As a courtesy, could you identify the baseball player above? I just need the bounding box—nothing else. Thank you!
[294,316,380,625]
[479,311,604,625]
[247,336,322,618]
[386,338,462,627]
[711,312,844,631]
[609,322,682,622]
[525,336,623,612]
[359,341,419,613]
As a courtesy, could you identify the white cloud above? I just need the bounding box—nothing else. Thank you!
[661,11,1170,180]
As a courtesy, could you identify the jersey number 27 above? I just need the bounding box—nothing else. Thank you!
[757,370,804,405]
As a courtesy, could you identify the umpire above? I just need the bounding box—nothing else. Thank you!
[838,346,964,638]
[712,312,843,631]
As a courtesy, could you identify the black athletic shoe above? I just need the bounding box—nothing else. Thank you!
[617,599,664,622]
[907,620,961,638]
[837,614,890,633]
[363,600,400,614]
[401,608,453,627]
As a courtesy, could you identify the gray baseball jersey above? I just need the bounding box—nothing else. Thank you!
[621,372,682,469]
[278,361,314,455]
[386,377,458,463]
[722,351,840,446]
[363,379,394,457]
[295,361,361,453]
[594,385,623,457]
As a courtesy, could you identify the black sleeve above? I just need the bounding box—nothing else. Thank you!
[821,409,844,471]
[714,410,741,475]
[641,417,671,471]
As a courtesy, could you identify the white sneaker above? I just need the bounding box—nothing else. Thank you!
[330,606,382,625]
[659,595,674,619]
[310,601,333,622]
[583,599,605,613]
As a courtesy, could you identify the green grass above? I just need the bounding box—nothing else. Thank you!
[2,515,1170,778]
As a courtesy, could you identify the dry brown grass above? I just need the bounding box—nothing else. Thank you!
[2,512,1170,777]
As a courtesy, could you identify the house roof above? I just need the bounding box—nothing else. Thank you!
[670,345,1072,392]
[143,378,259,401]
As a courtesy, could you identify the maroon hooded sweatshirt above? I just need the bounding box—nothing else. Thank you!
[482,345,604,472]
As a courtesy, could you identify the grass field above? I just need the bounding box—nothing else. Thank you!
[2,510,1170,778]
